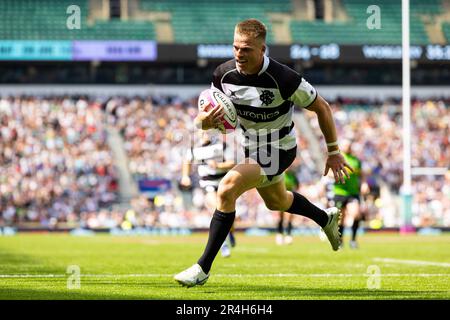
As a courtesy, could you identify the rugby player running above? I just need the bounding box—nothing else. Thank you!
[175,19,353,287]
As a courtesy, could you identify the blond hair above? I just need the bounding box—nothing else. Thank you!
[235,19,267,42]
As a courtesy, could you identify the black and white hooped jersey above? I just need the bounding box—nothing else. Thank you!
[212,55,317,150]
[185,136,235,190]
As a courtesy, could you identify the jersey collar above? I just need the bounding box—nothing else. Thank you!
[235,55,269,77]
[258,55,270,76]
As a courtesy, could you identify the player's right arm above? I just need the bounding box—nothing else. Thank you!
[195,63,231,131]
[194,103,225,131]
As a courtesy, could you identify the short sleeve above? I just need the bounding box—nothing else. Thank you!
[212,67,223,92]
[289,78,318,108]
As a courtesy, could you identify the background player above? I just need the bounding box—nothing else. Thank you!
[276,164,299,245]
[180,130,237,257]
[332,139,369,249]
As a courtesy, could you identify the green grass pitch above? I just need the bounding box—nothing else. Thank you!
[0,233,449,299]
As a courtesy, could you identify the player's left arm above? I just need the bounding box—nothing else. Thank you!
[180,149,194,187]
[285,75,353,183]
[305,95,354,184]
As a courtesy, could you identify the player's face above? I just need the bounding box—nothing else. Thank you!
[233,32,265,75]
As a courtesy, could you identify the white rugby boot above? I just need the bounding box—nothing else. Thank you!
[221,241,231,258]
[174,264,209,287]
[284,235,293,245]
[349,240,359,249]
[275,233,284,245]
[321,207,342,251]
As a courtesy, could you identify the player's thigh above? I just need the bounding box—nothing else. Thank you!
[256,178,291,211]
[218,158,264,199]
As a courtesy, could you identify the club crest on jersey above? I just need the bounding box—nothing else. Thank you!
[259,90,275,106]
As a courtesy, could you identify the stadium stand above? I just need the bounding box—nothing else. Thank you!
[290,0,445,45]
[0,0,156,40]
[106,94,450,228]
[0,96,118,229]
[139,0,293,44]
[0,0,447,44]
[2,94,447,230]
[0,1,448,231]
[443,23,450,42]
[304,97,450,227]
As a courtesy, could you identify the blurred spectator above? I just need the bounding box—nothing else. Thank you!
[0,96,118,228]
[1,95,448,229]
[306,97,449,228]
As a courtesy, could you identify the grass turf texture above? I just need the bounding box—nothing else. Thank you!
[0,233,448,299]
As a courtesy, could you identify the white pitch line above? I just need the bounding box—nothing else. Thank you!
[0,274,67,278]
[0,273,449,278]
[374,258,450,268]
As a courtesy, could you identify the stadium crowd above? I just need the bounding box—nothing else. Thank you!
[306,97,450,227]
[0,95,448,230]
[0,96,118,229]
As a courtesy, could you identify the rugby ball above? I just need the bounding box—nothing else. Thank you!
[198,88,237,131]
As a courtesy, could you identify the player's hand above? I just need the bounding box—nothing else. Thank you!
[195,101,225,131]
[180,175,191,187]
[324,153,354,184]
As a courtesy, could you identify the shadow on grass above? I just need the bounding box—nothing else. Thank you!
[0,287,151,300]
[199,283,448,300]
[1,282,448,300]
[0,250,64,275]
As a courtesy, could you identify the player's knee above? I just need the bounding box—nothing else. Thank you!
[217,177,239,205]
[263,191,291,211]
[264,199,286,211]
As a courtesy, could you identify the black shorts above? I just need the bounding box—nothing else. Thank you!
[244,145,297,181]
[333,195,360,209]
